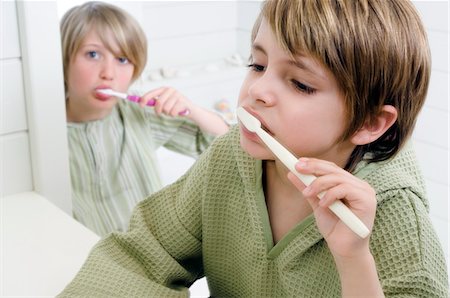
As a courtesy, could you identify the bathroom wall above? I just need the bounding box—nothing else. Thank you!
[412,1,449,262]
[1,1,71,212]
[1,1,33,196]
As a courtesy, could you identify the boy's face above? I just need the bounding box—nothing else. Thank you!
[238,19,355,168]
[66,29,134,122]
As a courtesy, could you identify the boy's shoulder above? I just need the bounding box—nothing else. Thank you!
[355,142,427,205]
[204,124,242,157]
[200,124,254,167]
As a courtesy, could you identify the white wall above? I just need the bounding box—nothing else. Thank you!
[1,1,34,197]
[412,1,449,263]
[237,1,262,59]
[1,1,71,213]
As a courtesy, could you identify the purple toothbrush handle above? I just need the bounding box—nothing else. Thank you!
[127,94,185,114]
[126,95,140,103]
[178,109,190,116]
[127,95,156,106]
[146,99,157,106]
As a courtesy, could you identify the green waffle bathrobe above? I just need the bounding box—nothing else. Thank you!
[59,125,448,297]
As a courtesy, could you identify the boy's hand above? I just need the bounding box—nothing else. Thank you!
[287,157,377,258]
[139,86,193,117]
[138,86,228,135]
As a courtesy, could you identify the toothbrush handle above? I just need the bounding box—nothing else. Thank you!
[290,169,370,238]
[179,109,190,116]
[328,200,370,238]
[128,95,188,115]
[126,95,140,103]
[146,99,157,106]
[127,95,156,106]
[257,129,370,238]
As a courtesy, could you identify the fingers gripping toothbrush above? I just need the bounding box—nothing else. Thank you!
[97,89,156,106]
[97,89,189,116]
[236,107,370,238]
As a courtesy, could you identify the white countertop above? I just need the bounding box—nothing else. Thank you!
[0,192,211,297]
[1,192,100,297]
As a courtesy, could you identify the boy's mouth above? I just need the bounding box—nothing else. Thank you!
[94,86,113,101]
[94,91,111,101]
[247,110,273,136]
[260,123,272,135]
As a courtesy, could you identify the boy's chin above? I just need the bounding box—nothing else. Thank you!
[239,136,270,160]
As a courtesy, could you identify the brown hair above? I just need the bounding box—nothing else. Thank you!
[256,0,430,171]
[60,1,147,89]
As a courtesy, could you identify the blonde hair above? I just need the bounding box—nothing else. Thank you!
[60,1,147,88]
[256,0,430,171]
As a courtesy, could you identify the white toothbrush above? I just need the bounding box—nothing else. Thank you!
[97,89,190,115]
[236,107,370,238]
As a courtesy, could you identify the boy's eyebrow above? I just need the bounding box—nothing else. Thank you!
[251,43,266,55]
[80,43,102,47]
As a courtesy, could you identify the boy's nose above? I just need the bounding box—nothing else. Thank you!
[100,60,115,80]
[248,73,277,106]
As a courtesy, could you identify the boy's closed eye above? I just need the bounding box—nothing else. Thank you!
[247,63,265,72]
[291,80,316,95]
[247,63,316,95]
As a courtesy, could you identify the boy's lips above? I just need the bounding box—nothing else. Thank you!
[245,109,274,135]
[240,124,261,143]
[94,87,112,101]
[94,91,111,101]
[95,92,111,101]
[239,108,275,145]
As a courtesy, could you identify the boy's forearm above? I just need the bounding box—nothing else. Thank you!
[188,106,229,136]
[334,252,385,298]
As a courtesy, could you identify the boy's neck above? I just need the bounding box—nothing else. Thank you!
[66,99,114,123]
[264,160,297,192]
[263,160,313,244]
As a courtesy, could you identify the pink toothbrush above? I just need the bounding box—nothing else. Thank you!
[97,89,190,116]
[97,89,156,106]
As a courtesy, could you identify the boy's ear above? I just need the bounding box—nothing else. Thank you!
[351,105,398,145]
